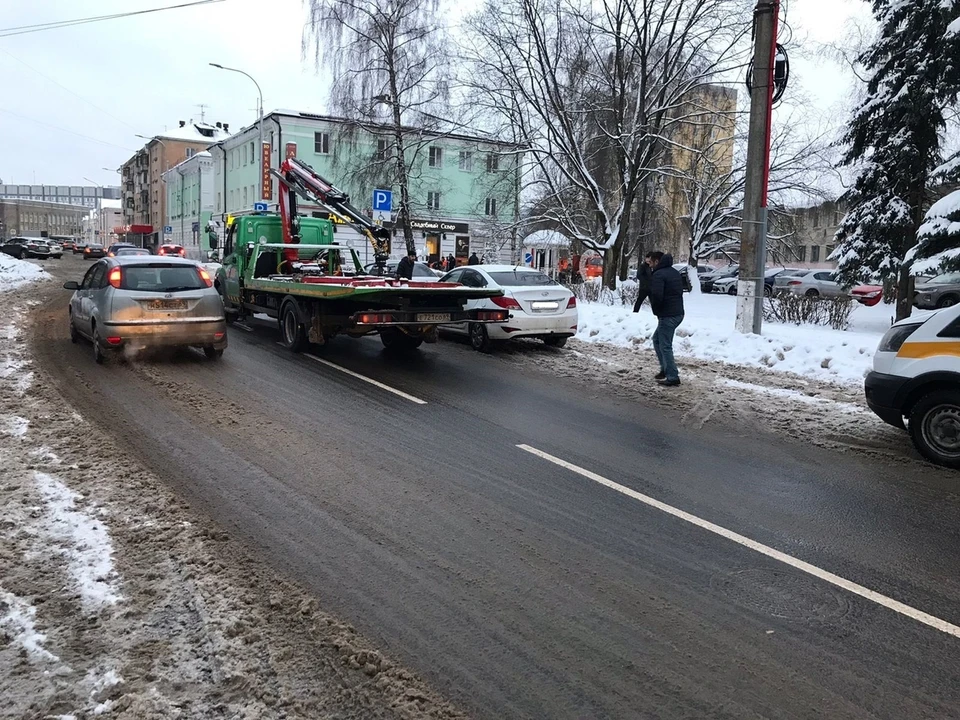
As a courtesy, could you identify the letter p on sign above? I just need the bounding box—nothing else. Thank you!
[373,189,393,212]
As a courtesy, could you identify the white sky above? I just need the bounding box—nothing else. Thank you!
[0,0,872,187]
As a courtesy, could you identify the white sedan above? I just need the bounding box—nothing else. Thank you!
[439,265,578,351]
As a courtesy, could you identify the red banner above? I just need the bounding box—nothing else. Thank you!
[261,142,272,201]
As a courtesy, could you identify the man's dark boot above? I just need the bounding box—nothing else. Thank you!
[654,371,666,380]
[657,378,681,387]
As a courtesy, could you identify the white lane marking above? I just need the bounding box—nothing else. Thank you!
[303,352,427,405]
[517,444,960,639]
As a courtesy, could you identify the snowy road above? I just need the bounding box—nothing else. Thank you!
[25,256,960,719]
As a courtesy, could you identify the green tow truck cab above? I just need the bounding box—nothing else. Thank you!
[215,213,506,351]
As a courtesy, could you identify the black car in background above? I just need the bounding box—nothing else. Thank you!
[83,243,107,259]
[0,237,30,259]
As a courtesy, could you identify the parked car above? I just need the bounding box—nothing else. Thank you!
[83,243,106,259]
[701,266,738,293]
[852,284,884,306]
[363,260,441,279]
[713,274,739,295]
[913,272,960,309]
[63,256,227,364]
[0,237,30,259]
[114,247,152,257]
[439,265,578,351]
[25,238,63,259]
[106,242,137,257]
[773,269,812,292]
[864,302,960,467]
[158,243,186,257]
[787,270,847,298]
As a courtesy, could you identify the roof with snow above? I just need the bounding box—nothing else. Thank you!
[149,121,231,144]
[522,230,571,247]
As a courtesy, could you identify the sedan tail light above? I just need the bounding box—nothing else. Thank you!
[491,295,522,309]
[566,296,577,308]
[107,267,122,288]
[788,281,802,286]
[197,266,213,288]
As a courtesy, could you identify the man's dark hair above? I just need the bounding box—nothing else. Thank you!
[649,251,664,263]
[644,251,653,259]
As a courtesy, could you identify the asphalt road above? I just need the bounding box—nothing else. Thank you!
[31,256,960,719]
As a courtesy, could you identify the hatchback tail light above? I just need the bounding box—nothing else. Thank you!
[197,266,213,288]
[491,295,522,310]
[107,267,122,288]
[567,296,577,308]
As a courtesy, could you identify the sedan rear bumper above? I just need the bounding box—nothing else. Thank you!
[100,318,228,349]
[487,311,578,340]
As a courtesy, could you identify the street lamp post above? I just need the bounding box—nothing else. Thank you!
[83,176,102,246]
[210,63,264,202]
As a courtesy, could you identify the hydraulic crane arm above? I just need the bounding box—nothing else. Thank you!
[272,157,391,271]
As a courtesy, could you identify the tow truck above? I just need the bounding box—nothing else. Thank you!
[215,158,507,351]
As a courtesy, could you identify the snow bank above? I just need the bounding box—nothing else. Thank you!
[34,472,122,610]
[576,293,897,386]
[0,254,48,292]
[0,589,59,662]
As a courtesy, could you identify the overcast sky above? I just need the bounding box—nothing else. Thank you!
[0,0,872,188]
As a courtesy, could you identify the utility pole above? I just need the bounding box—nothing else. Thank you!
[736,0,780,335]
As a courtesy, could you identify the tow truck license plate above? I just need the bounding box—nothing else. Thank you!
[149,299,187,310]
[417,312,450,323]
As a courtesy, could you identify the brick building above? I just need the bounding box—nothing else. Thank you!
[0,198,88,241]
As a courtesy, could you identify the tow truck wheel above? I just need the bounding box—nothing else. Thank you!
[280,302,308,352]
[909,390,960,469]
[380,328,423,351]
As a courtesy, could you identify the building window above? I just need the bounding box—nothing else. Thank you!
[825,244,836,259]
[186,147,196,159]
[486,153,499,173]
[459,150,473,171]
[249,141,255,165]
[314,132,330,155]
[429,146,443,168]
[243,187,248,206]
[375,138,388,162]
[797,245,806,262]
[427,191,441,211]
[217,192,221,211]
[811,245,821,262]
[484,197,497,216]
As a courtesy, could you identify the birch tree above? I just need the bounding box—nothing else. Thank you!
[303,0,452,255]
[464,0,752,288]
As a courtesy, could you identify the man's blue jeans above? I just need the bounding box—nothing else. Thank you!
[652,315,684,381]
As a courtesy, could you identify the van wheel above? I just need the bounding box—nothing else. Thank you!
[280,301,307,352]
[909,391,960,469]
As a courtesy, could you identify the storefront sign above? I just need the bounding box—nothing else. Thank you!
[410,218,469,234]
[285,142,298,160]
[261,142,273,200]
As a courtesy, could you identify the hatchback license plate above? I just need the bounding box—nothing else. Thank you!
[417,312,450,323]
[149,299,187,310]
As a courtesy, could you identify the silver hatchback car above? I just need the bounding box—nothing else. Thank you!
[64,256,227,363]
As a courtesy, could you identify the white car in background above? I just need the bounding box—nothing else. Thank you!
[439,265,578,351]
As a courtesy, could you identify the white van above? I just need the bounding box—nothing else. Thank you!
[865,305,960,468]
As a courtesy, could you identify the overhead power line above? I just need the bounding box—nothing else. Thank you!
[0,108,137,152]
[0,0,226,38]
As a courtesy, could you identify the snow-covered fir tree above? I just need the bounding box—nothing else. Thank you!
[908,189,960,273]
[833,0,960,319]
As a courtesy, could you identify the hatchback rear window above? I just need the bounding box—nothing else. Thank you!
[488,271,556,286]
[121,265,205,292]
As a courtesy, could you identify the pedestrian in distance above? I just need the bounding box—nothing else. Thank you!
[447,254,456,271]
[648,251,684,387]
[396,250,417,281]
[468,252,480,265]
[633,252,653,312]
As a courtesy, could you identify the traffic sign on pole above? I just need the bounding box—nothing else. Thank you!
[373,189,393,212]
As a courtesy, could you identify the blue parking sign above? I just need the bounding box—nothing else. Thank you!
[373,189,392,212]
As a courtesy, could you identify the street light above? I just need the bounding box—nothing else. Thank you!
[210,62,264,202]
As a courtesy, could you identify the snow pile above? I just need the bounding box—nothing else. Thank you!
[34,472,122,610]
[576,293,898,386]
[0,414,29,437]
[0,253,48,292]
[0,589,59,663]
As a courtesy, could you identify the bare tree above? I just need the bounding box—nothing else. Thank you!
[463,0,752,288]
[303,0,452,255]
[677,107,836,267]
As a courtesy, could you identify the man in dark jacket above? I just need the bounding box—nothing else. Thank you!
[447,254,456,271]
[396,251,417,280]
[648,252,684,386]
[468,252,480,265]
[632,252,654,312]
